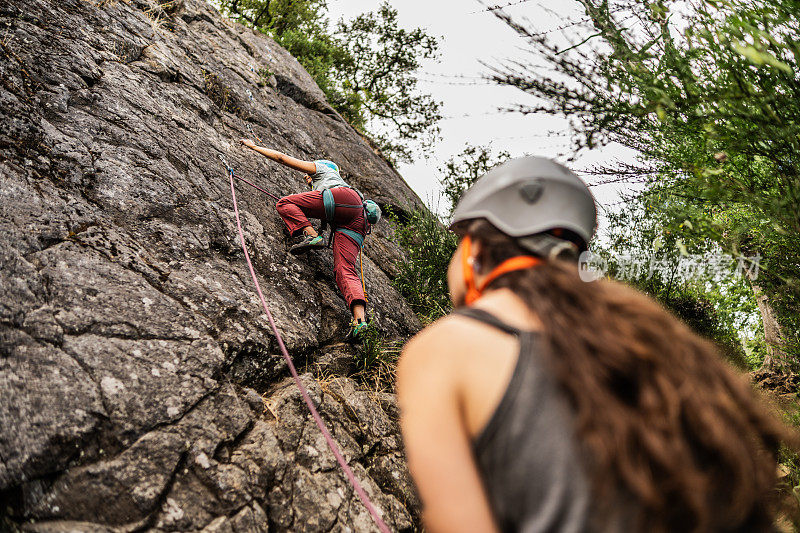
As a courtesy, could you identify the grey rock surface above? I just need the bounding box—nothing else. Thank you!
[0,0,423,530]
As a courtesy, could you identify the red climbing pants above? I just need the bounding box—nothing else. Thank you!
[276,188,366,310]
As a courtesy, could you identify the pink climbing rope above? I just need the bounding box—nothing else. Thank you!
[228,170,391,533]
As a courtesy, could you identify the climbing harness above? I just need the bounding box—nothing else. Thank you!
[223,157,390,533]
[322,187,368,247]
[321,187,370,302]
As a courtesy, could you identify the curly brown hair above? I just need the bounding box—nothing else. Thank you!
[462,219,795,532]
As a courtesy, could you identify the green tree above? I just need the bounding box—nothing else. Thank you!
[596,198,756,369]
[215,0,441,163]
[334,3,442,163]
[216,0,357,122]
[392,146,512,323]
[491,0,800,368]
[439,144,511,217]
[392,208,457,324]
[219,0,326,35]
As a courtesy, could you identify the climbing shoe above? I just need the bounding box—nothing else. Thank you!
[346,319,369,344]
[289,234,325,255]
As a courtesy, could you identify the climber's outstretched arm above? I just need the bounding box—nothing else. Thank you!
[240,139,317,174]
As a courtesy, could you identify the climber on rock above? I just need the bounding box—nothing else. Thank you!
[240,138,378,341]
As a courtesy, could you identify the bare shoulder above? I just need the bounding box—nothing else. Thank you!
[396,315,480,419]
[401,315,477,362]
[397,314,492,386]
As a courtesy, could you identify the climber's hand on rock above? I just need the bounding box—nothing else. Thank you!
[240,138,256,149]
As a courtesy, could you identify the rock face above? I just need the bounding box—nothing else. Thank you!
[0,0,423,530]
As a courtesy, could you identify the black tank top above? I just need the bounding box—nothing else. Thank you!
[455,307,632,533]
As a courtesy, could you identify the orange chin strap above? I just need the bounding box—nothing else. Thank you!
[462,235,541,305]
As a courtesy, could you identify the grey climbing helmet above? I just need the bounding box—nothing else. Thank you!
[450,156,597,259]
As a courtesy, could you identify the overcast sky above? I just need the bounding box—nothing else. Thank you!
[326,0,641,227]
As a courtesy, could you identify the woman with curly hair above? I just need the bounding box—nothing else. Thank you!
[398,156,795,532]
